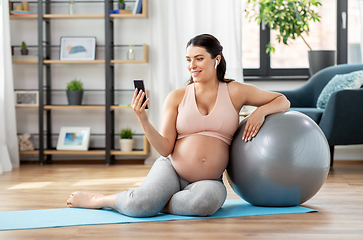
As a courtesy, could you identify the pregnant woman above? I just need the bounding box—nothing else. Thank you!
[67,34,290,217]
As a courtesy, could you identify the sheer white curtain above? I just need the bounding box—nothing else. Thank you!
[0,0,20,174]
[146,0,243,163]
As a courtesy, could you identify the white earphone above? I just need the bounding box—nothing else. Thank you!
[215,59,218,69]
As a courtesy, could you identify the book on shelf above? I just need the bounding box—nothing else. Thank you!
[10,10,37,15]
[133,0,143,14]
[109,9,132,14]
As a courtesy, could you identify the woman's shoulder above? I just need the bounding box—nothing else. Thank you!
[226,81,259,109]
[164,86,187,107]
[227,81,257,93]
[227,81,245,94]
[169,86,187,99]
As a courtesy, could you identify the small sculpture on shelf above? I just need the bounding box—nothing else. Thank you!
[21,1,29,11]
[18,133,34,151]
[119,127,134,152]
[66,78,84,105]
[20,41,28,55]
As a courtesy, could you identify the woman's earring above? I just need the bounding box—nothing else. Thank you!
[215,60,218,69]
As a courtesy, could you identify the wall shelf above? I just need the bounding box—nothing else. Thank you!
[43,14,104,19]
[10,15,38,19]
[43,60,105,64]
[111,150,148,155]
[19,150,39,155]
[43,105,105,110]
[110,105,132,109]
[111,0,148,19]
[112,44,148,63]
[11,0,150,165]
[110,13,147,19]
[12,60,38,64]
[16,106,38,109]
[44,150,106,155]
[11,13,148,20]
[111,60,147,63]
[112,136,149,155]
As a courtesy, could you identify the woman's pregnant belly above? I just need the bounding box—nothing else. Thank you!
[170,135,230,183]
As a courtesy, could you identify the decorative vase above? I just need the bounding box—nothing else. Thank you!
[68,0,76,15]
[21,49,28,55]
[308,50,336,76]
[127,46,135,60]
[119,139,134,152]
[66,90,83,105]
[118,3,126,10]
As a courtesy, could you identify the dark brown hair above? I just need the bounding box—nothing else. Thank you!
[186,34,234,84]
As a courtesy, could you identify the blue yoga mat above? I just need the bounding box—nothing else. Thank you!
[0,199,317,231]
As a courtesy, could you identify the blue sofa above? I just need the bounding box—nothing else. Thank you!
[277,64,363,166]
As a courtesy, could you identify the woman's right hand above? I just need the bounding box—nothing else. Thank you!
[131,89,149,122]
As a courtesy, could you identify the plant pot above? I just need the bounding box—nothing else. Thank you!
[21,49,28,55]
[119,139,134,152]
[118,3,125,9]
[66,90,83,105]
[308,50,336,76]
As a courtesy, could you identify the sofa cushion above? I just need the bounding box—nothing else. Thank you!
[289,108,324,123]
[316,70,363,109]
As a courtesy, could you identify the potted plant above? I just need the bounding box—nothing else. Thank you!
[66,78,84,105]
[118,0,126,10]
[245,0,335,76]
[21,41,28,55]
[119,127,134,152]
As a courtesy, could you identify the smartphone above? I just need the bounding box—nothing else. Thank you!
[133,79,149,109]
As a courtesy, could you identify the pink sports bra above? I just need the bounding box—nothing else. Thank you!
[176,82,239,145]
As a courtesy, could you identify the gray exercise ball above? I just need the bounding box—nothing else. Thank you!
[227,111,330,207]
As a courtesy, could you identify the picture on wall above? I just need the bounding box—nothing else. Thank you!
[60,37,96,61]
[14,91,39,106]
[56,127,91,151]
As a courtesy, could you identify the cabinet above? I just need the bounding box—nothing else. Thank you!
[11,0,149,165]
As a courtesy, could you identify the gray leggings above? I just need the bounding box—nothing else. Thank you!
[115,157,227,217]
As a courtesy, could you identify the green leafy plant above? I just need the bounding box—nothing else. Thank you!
[245,0,322,54]
[21,41,27,50]
[66,78,84,91]
[120,127,134,139]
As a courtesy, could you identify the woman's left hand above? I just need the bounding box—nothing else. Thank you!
[242,109,265,142]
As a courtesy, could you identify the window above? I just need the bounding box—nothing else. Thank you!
[348,0,362,64]
[242,0,348,80]
[242,3,260,69]
[271,0,336,69]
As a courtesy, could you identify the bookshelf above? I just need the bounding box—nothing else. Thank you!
[11,0,149,165]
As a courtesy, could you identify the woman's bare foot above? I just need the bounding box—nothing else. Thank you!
[67,191,106,209]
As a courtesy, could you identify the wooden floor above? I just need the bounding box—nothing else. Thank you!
[0,161,362,239]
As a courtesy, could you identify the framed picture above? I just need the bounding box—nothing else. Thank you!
[14,91,39,106]
[56,127,91,151]
[60,37,96,61]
